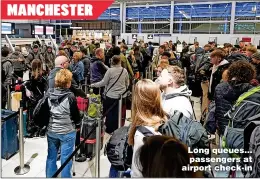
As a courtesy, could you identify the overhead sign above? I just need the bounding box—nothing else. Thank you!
[147,34,153,39]
[132,34,137,39]
[1,22,15,34]
[242,37,252,43]
[154,34,171,37]
[1,0,114,20]
[45,26,55,35]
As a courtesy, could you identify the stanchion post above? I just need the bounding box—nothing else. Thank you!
[95,118,101,178]
[85,78,88,94]
[118,95,123,128]
[14,102,30,175]
[7,84,11,110]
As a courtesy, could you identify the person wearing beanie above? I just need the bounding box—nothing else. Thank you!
[252,52,260,82]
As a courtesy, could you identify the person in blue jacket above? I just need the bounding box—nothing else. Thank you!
[70,52,84,85]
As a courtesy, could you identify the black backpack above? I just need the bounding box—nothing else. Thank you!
[105,126,154,171]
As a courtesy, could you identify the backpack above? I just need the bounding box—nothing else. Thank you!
[204,101,216,134]
[243,114,260,177]
[223,86,260,156]
[32,91,50,128]
[158,111,210,165]
[87,92,102,118]
[105,126,154,171]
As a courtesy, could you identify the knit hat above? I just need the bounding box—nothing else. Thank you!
[252,52,260,61]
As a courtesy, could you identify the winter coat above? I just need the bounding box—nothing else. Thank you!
[90,57,108,83]
[161,85,194,119]
[208,60,230,101]
[47,88,81,134]
[214,81,252,135]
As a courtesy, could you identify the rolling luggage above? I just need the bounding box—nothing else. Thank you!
[80,115,104,160]
[1,110,19,160]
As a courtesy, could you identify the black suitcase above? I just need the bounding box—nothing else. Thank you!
[80,115,104,160]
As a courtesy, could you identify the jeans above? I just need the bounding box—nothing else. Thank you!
[46,131,76,178]
[109,165,131,178]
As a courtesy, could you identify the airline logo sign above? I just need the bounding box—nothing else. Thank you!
[1,0,114,19]
[132,34,137,39]
[147,34,153,39]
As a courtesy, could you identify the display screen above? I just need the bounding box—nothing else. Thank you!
[32,25,44,35]
[1,23,14,34]
[46,26,54,35]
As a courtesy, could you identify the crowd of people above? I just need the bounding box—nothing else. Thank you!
[1,38,260,178]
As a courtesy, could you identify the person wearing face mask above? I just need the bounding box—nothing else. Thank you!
[208,49,230,101]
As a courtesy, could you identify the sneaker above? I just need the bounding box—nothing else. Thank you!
[75,154,87,162]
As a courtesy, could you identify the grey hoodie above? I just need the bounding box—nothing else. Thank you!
[162,85,194,119]
[47,88,81,134]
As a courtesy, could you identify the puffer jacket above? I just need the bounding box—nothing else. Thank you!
[214,81,252,135]
[47,88,81,134]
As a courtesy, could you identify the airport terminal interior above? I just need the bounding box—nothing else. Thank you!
[1,0,260,178]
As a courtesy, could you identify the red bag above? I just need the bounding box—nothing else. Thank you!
[76,97,88,112]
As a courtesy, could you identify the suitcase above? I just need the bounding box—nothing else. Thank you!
[80,115,104,160]
[1,110,19,160]
[76,97,88,112]
[11,92,22,111]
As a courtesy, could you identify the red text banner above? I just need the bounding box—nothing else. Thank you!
[1,0,114,20]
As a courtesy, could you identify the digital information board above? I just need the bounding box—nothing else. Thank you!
[32,25,44,35]
[46,26,54,35]
[2,23,13,34]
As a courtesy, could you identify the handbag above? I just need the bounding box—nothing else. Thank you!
[102,68,124,100]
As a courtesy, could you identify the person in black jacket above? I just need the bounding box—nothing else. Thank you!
[24,59,48,137]
[208,49,230,101]
[81,48,91,85]
[214,61,256,136]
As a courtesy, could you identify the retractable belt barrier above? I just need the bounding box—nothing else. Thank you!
[52,87,130,178]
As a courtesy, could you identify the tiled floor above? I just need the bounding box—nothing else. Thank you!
[1,98,201,178]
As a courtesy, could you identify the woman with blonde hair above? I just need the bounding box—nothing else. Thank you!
[128,79,167,177]
[70,51,84,85]
[24,59,48,137]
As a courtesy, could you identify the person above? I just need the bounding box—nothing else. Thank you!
[152,45,165,70]
[245,45,258,61]
[135,135,203,178]
[251,52,260,82]
[239,40,245,51]
[148,41,154,57]
[81,48,91,85]
[128,50,141,79]
[215,60,256,137]
[2,46,14,108]
[91,55,129,134]
[70,52,84,85]
[26,44,43,68]
[45,69,81,178]
[104,42,113,67]
[57,50,69,58]
[119,45,134,78]
[194,42,203,53]
[156,66,194,119]
[10,46,26,79]
[128,79,168,177]
[90,48,108,95]
[24,59,48,137]
[208,49,230,101]
[89,41,96,57]
[43,46,55,74]
[48,56,86,98]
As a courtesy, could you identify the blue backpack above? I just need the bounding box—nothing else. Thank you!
[204,101,216,134]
